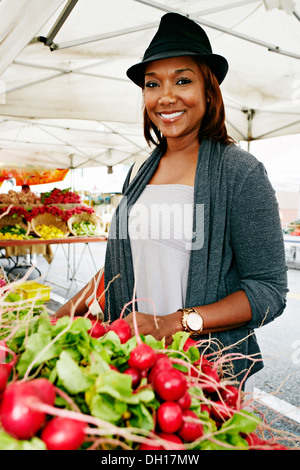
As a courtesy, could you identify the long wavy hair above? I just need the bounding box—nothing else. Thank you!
[143,58,235,154]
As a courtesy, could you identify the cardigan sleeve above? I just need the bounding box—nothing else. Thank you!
[230,161,288,329]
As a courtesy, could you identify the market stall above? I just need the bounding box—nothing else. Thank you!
[283,219,300,268]
[0,1,299,452]
[0,187,107,282]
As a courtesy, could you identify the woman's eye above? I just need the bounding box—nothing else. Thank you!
[177,78,192,85]
[145,81,158,88]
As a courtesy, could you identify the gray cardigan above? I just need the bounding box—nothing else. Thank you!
[104,139,288,385]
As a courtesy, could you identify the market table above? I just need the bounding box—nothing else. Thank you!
[0,235,107,299]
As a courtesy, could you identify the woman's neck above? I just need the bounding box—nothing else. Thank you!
[148,135,200,186]
[164,133,200,158]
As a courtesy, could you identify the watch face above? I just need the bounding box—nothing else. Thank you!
[187,312,203,331]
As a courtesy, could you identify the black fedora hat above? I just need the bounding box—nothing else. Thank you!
[127,12,228,87]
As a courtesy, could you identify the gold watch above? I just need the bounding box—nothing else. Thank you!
[179,307,204,337]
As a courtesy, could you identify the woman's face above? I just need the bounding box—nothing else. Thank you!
[143,56,207,141]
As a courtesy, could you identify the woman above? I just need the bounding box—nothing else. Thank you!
[55,13,288,388]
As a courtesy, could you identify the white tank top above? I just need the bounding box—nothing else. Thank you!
[128,184,194,316]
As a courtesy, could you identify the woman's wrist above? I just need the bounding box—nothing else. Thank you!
[166,310,184,342]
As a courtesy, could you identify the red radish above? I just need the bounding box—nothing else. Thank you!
[268,443,288,450]
[200,403,211,415]
[0,381,50,439]
[139,441,163,450]
[29,378,56,406]
[108,319,132,344]
[198,356,213,368]
[140,368,148,378]
[199,364,220,393]
[244,432,268,448]
[183,337,198,351]
[123,367,141,389]
[211,401,234,422]
[0,345,17,394]
[157,433,185,450]
[157,401,183,433]
[128,343,156,371]
[178,409,204,442]
[0,365,9,393]
[221,385,240,408]
[153,368,187,401]
[0,343,16,375]
[148,354,173,383]
[41,416,85,450]
[157,432,183,445]
[176,390,191,410]
[189,355,212,379]
[190,364,201,379]
[243,432,286,450]
[109,364,119,371]
[0,340,7,363]
[140,433,184,451]
[88,320,107,338]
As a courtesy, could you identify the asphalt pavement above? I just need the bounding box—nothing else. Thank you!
[2,240,299,449]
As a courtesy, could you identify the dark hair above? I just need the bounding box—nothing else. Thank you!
[143,58,235,153]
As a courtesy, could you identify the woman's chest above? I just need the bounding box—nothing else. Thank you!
[148,153,198,186]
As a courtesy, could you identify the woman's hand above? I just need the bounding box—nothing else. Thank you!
[123,310,183,345]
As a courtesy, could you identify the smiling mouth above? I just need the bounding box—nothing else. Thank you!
[158,111,185,120]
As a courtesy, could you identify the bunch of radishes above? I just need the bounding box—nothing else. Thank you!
[0,340,86,450]
[92,318,287,450]
[83,318,241,449]
[0,317,288,450]
[0,376,86,450]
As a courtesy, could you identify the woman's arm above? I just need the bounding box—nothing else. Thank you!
[124,289,252,344]
[194,289,252,334]
[54,270,103,318]
[54,283,91,318]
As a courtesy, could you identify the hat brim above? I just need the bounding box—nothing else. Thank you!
[126,50,228,87]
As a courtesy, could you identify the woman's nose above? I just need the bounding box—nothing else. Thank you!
[158,85,177,105]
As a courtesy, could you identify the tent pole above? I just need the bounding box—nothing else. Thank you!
[293,10,300,22]
[133,0,300,60]
[41,0,79,48]
[70,155,74,191]
[50,21,158,50]
[246,109,255,152]
[241,108,254,151]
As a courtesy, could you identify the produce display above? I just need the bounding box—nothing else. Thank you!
[34,224,66,240]
[0,188,104,240]
[41,188,82,205]
[283,218,300,236]
[0,225,33,240]
[0,190,40,205]
[0,203,94,223]
[71,221,103,237]
[0,286,290,451]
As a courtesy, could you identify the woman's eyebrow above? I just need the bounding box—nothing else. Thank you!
[174,68,196,75]
[145,67,196,77]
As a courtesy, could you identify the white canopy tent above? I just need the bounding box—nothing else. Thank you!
[0,0,299,173]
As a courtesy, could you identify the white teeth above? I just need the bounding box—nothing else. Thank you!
[160,111,184,119]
